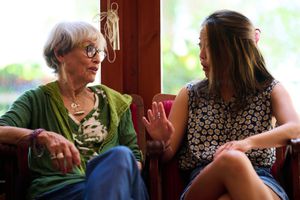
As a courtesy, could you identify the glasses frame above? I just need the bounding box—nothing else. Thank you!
[80,44,106,62]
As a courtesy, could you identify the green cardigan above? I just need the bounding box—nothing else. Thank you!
[0,81,142,199]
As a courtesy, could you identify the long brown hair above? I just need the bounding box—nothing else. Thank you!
[201,10,273,105]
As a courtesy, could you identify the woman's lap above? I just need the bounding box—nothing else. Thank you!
[180,164,289,200]
[36,146,148,200]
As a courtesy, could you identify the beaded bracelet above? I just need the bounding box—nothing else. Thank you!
[30,128,45,157]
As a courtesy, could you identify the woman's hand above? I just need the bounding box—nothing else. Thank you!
[37,131,81,174]
[142,102,174,142]
[214,139,251,159]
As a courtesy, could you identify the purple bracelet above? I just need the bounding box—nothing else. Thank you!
[30,128,45,157]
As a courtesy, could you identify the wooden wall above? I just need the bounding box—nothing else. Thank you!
[100,0,161,110]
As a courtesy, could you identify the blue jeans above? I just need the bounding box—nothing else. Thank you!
[37,146,149,200]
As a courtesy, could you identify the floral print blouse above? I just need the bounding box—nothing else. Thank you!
[178,80,278,170]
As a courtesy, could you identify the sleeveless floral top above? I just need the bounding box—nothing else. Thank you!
[178,79,278,170]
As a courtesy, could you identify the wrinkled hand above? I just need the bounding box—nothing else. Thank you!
[214,139,251,159]
[37,131,81,174]
[142,102,174,142]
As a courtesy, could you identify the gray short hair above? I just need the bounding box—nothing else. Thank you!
[43,21,106,73]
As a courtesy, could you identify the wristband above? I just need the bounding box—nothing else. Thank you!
[30,128,45,157]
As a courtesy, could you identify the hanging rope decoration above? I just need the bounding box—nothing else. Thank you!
[95,0,120,63]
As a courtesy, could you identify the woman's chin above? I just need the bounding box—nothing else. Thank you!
[204,71,209,78]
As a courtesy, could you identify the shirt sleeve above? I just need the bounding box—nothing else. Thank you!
[0,91,33,127]
[118,108,143,162]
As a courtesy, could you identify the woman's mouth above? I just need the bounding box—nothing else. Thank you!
[88,67,98,74]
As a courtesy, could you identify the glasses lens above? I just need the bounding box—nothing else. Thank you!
[84,45,105,61]
[86,45,96,58]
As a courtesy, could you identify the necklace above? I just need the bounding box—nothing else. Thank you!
[70,101,85,116]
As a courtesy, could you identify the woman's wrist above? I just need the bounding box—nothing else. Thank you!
[162,139,171,152]
[30,128,45,145]
[30,128,46,157]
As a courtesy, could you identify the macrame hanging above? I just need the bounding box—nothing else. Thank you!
[95,0,120,63]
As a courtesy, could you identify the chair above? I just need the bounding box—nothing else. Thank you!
[147,93,300,200]
[0,94,146,200]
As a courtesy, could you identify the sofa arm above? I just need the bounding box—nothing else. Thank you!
[147,140,164,157]
[0,143,17,157]
[0,143,30,200]
[290,138,300,153]
[283,138,300,200]
[147,140,163,200]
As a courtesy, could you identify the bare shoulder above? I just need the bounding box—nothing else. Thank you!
[271,82,294,105]
[174,87,189,106]
[271,82,289,96]
[271,82,299,124]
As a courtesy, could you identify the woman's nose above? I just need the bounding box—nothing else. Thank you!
[92,53,101,64]
[200,48,206,61]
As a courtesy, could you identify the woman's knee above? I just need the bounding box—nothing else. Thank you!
[109,145,132,157]
[213,150,252,173]
[108,146,135,167]
[218,193,231,200]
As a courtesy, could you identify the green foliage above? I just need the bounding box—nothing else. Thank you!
[0,104,10,116]
[161,0,300,100]
[162,40,204,94]
[0,62,42,80]
[0,62,43,92]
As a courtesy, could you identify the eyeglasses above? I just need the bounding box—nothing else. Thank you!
[82,44,106,62]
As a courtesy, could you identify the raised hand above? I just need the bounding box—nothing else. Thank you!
[142,101,174,142]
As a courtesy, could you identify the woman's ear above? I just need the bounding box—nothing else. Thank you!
[255,28,261,44]
[54,48,64,63]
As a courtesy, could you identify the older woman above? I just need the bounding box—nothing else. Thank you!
[0,21,148,200]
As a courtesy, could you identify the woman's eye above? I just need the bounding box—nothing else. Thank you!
[198,43,202,48]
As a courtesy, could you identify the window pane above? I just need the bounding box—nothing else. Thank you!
[162,0,300,113]
[0,0,100,115]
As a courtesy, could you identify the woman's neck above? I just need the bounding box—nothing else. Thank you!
[57,79,93,116]
[57,79,87,100]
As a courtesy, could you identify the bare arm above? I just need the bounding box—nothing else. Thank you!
[0,126,32,144]
[215,83,300,156]
[0,126,81,173]
[246,83,300,148]
[163,87,189,161]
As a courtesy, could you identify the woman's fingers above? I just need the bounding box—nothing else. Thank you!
[69,143,81,166]
[43,132,80,173]
[158,102,167,120]
[142,101,174,142]
[56,150,67,173]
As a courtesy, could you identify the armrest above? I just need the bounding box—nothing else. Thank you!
[290,138,300,153]
[0,143,30,200]
[0,143,18,157]
[147,140,186,200]
[147,140,164,157]
[282,138,300,200]
[147,140,163,200]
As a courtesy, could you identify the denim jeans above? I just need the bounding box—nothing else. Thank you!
[37,146,149,200]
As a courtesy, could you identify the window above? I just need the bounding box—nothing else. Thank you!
[162,0,300,113]
[0,0,100,115]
